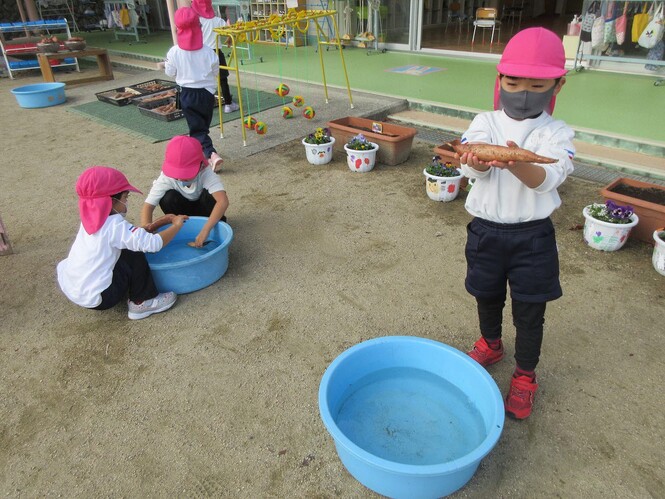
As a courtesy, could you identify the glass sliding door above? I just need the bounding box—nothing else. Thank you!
[382,0,415,47]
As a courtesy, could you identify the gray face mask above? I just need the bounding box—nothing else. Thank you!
[499,86,556,120]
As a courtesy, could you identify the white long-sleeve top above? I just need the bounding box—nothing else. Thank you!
[57,215,164,308]
[199,16,226,50]
[164,44,218,94]
[460,110,575,224]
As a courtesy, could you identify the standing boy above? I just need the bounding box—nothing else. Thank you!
[459,28,575,419]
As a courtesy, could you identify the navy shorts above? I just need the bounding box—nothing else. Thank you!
[465,217,562,303]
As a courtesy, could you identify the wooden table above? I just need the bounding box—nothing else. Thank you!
[37,47,114,86]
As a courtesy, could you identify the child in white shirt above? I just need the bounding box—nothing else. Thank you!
[141,136,229,248]
[164,7,224,173]
[191,0,240,114]
[459,28,575,420]
[57,167,187,319]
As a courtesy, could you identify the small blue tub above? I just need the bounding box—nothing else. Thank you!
[11,82,66,108]
[146,217,233,294]
[319,336,504,499]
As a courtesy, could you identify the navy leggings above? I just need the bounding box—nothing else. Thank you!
[179,86,216,160]
[217,49,233,104]
[94,250,158,309]
[477,296,546,371]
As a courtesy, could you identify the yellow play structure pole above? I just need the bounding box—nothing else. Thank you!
[212,10,354,144]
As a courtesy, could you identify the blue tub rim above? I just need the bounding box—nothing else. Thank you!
[149,216,233,271]
[10,82,66,95]
[318,335,504,477]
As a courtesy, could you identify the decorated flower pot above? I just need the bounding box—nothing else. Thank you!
[582,205,639,251]
[423,168,463,202]
[302,137,335,165]
[652,229,665,276]
[344,143,379,173]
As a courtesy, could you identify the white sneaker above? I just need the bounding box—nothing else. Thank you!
[128,292,177,320]
[209,152,223,173]
[223,102,239,113]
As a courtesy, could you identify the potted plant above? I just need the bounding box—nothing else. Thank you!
[601,177,665,244]
[652,228,665,276]
[343,133,379,173]
[582,200,639,251]
[423,155,464,202]
[302,127,335,165]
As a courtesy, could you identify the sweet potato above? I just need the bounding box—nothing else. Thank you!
[444,139,557,164]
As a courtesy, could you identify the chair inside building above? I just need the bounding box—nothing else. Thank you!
[503,0,526,33]
[471,7,501,46]
[445,1,470,35]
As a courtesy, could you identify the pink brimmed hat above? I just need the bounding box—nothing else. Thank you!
[191,0,215,19]
[76,166,142,235]
[162,135,206,180]
[175,7,203,51]
[494,27,567,114]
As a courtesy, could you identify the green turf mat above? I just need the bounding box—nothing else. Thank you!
[68,86,282,143]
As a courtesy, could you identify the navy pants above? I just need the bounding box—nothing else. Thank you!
[94,250,158,309]
[465,217,561,371]
[179,86,216,160]
[217,49,233,104]
[159,189,227,222]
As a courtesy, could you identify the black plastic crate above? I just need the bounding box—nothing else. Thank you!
[129,79,177,95]
[130,88,178,106]
[138,97,183,122]
[95,86,143,106]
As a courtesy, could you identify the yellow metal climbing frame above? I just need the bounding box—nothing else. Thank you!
[213,9,354,145]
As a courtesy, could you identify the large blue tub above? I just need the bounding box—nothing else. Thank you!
[319,336,504,499]
[146,217,233,294]
[11,82,66,108]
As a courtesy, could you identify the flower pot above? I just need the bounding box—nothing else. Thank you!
[433,144,469,190]
[600,177,665,244]
[652,229,665,276]
[327,117,416,166]
[582,205,639,251]
[423,168,463,202]
[344,143,379,173]
[302,137,335,165]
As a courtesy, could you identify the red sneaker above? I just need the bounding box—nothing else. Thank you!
[467,337,504,367]
[505,374,539,419]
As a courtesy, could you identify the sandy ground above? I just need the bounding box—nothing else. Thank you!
[1,65,664,498]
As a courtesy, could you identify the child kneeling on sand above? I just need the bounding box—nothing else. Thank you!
[141,135,229,248]
[57,166,188,320]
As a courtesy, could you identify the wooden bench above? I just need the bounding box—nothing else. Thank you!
[37,47,114,86]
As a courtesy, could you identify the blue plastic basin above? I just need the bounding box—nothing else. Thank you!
[146,217,233,294]
[319,336,504,499]
[10,82,66,108]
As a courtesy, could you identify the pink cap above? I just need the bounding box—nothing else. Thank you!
[191,0,215,19]
[175,7,203,50]
[494,27,566,114]
[76,166,142,235]
[497,27,567,79]
[162,136,205,179]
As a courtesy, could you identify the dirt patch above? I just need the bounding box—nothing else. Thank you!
[610,184,665,205]
[1,67,664,498]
